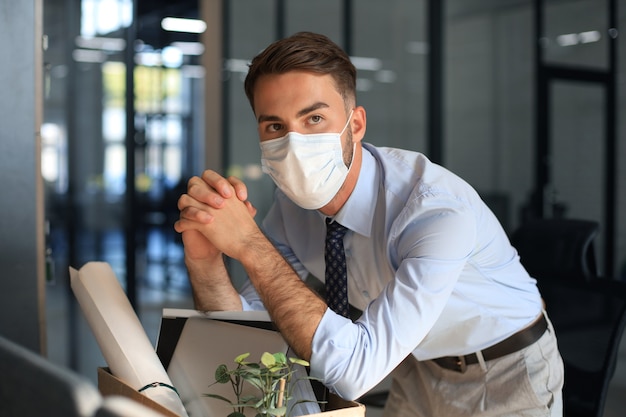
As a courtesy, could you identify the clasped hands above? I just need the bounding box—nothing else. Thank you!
[175,170,260,262]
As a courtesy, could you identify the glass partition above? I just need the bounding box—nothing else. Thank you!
[550,81,606,273]
[542,0,610,70]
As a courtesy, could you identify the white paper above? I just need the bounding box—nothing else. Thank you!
[70,262,189,417]
[165,315,321,417]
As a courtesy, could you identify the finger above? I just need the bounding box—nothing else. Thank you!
[174,218,194,233]
[186,177,225,207]
[177,192,214,213]
[244,201,257,218]
[201,170,234,199]
[177,192,195,211]
[174,216,210,234]
[179,205,214,224]
[227,175,248,201]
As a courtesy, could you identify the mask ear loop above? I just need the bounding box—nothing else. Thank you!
[339,109,355,136]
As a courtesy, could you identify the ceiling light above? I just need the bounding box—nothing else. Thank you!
[135,51,162,66]
[556,30,601,47]
[225,58,250,73]
[181,65,205,78]
[556,33,579,47]
[579,30,601,44]
[171,41,205,56]
[72,49,106,63]
[75,36,126,51]
[161,17,207,34]
[350,56,383,71]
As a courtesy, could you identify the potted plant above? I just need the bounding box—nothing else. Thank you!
[205,351,323,417]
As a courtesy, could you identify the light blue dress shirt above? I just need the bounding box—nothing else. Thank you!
[239,143,543,400]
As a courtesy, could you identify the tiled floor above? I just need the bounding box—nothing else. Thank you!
[44,228,626,416]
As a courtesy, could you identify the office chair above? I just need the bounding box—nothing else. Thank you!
[0,335,102,417]
[510,218,599,282]
[538,277,626,417]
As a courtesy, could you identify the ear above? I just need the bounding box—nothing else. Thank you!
[350,106,367,143]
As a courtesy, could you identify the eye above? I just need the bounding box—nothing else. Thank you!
[267,122,283,133]
[308,115,323,125]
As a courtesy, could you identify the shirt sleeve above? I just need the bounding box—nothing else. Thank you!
[310,201,477,400]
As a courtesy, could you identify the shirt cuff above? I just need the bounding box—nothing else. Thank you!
[309,308,358,395]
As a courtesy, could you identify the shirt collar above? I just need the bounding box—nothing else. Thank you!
[323,144,378,238]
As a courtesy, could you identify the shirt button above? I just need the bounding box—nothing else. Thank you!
[362,290,370,299]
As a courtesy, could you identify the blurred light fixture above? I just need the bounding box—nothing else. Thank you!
[135,51,162,66]
[181,65,205,78]
[225,58,250,73]
[72,49,106,63]
[162,46,183,68]
[171,41,205,55]
[375,70,397,83]
[556,33,579,46]
[579,30,601,44]
[350,56,383,71]
[556,30,601,47]
[161,17,207,33]
[406,41,428,55]
[75,36,126,51]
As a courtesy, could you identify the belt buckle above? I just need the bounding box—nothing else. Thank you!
[455,355,467,373]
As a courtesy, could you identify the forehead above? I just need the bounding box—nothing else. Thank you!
[252,71,344,118]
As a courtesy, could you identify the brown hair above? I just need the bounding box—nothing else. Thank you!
[244,32,357,112]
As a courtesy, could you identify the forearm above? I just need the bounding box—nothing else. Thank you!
[240,234,327,361]
[185,256,243,311]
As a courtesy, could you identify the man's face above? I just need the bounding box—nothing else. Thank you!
[253,70,366,214]
[253,71,353,166]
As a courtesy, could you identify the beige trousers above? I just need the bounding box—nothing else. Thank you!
[383,315,564,417]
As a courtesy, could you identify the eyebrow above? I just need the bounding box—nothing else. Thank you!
[257,101,330,124]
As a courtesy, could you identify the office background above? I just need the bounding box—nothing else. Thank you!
[1,0,625,415]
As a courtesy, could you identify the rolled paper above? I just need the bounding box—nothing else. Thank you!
[70,262,189,417]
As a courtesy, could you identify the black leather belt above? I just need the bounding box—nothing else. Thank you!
[432,314,548,373]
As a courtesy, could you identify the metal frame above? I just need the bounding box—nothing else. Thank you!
[533,0,618,276]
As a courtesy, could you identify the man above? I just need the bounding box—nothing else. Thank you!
[175,32,564,416]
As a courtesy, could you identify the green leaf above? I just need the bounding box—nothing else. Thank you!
[261,352,276,368]
[273,352,287,365]
[289,357,310,367]
[227,412,246,417]
[202,393,233,404]
[242,376,265,391]
[268,405,287,416]
[215,364,231,384]
[242,366,261,376]
[234,352,251,364]
[240,395,260,403]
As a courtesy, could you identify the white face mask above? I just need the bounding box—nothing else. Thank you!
[260,111,354,210]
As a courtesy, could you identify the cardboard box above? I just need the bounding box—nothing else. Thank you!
[98,367,364,417]
[98,367,179,417]
[97,309,365,417]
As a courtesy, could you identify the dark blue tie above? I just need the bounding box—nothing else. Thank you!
[325,218,349,317]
